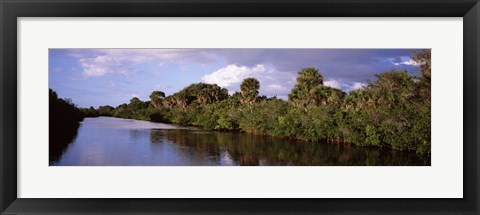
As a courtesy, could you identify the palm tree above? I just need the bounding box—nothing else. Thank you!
[240,78,260,112]
[288,67,325,111]
[296,67,324,88]
[173,92,188,111]
[162,96,175,109]
[149,91,165,109]
[197,88,210,105]
[412,49,431,79]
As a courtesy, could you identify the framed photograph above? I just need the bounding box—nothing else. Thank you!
[1,0,479,214]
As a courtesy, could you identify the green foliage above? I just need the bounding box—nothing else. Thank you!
[113,103,132,118]
[240,78,260,109]
[411,49,431,79]
[337,69,430,154]
[149,91,165,109]
[50,88,84,124]
[79,106,99,117]
[97,105,115,116]
[82,51,430,156]
[239,98,289,136]
[288,67,331,111]
[365,125,381,146]
[49,89,85,162]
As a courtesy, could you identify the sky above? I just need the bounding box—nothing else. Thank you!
[49,49,422,108]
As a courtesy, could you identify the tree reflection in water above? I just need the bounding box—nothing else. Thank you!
[151,129,430,166]
[49,123,81,164]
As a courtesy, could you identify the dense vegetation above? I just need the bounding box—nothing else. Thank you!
[49,88,85,162]
[77,50,431,155]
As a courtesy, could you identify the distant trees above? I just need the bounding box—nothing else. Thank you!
[79,106,99,117]
[97,105,115,116]
[168,83,229,111]
[112,103,130,118]
[62,51,430,156]
[129,97,146,110]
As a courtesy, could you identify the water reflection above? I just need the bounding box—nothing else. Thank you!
[51,117,430,166]
[157,130,430,166]
[49,122,80,163]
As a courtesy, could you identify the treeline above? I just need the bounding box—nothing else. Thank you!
[49,89,85,162]
[81,50,431,155]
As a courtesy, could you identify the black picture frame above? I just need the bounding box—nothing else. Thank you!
[1,0,479,214]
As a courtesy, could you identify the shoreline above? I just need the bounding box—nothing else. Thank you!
[84,116,429,157]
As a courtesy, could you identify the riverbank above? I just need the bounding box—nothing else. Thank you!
[51,117,430,166]
[87,115,429,159]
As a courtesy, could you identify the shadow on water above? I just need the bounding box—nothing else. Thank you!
[153,129,431,166]
[49,122,81,164]
[49,88,84,164]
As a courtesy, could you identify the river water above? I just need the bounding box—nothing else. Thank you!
[50,117,430,166]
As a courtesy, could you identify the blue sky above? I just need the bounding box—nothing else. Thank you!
[49,49,421,108]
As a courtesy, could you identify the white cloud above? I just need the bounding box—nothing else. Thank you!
[324,79,341,89]
[202,64,296,98]
[263,83,291,97]
[69,49,218,78]
[324,79,366,92]
[393,59,423,66]
[266,84,285,91]
[389,56,424,67]
[202,64,266,87]
[79,55,118,77]
[348,82,366,91]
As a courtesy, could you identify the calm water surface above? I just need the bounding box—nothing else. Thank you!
[50,117,430,166]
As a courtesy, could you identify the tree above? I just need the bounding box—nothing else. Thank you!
[343,90,365,110]
[411,49,431,107]
[411,49,431,79]
[296,67,324,87]
[113,103,132,118]
[371,70,415,107]
[173,92,188,111]
[97,105,115,116]
[288,67,325,111]
[208,84,229,103]
[197,84,228,105]
[49,88,58,100]
[149,91,165,108]
[88,51,430,155]
[129,97,146,110]
[49,89,85,163]
[162,96,175,109]
[197,88,210,105]
[315,86,345,107]
[240,78,260,111]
